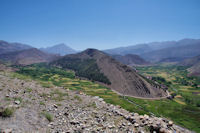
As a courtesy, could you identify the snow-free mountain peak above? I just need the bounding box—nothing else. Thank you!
[40,43,76,56]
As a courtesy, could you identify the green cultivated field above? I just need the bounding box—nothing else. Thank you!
[11,63,200,132]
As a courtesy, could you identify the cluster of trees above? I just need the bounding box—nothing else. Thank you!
[52,58,111,85]
[174,77,189,86]
[152,76,172,86]
[152,76,166,82]
[17,63,75,81]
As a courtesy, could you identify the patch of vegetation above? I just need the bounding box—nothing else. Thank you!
[32,98,36,100]
[126,96,200,131]
[87,102,97,108]
[39,101,45,105]
[26,88,32,93]
[10,72,31,81]
[51,58,111,85]
[136,65,200,132]
[50,89,68,101]
[0,107,15,117]
[152,76,172,86]
[74,95,82,102]
[56,103,62,106]
[40,81,53,88]
[40,93,49,98]
[41,111,53,122]
[14,97,23,103]
[16,63,75,80]
[4,97,11,101]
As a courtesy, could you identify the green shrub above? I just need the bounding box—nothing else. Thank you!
[4,97,11,101]
[87,102,96,108]
[42,111,53,122]
[56,103,62,106]
[74,95,82,102]
[14,97,23,103]
[50,89,68,101]
[0,107,15,117]
[40,82,52,88]
[26,88,32,93]
[39,101,45,105]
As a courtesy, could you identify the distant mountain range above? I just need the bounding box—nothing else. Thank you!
[0,41,76,65]
[3,38,200,97]
[40,43,76,56]
[141,40,200,62]
[0,48,58,65]
[0,40,76,56]
[0,40,32,55]
[1,38,200,69]
[104,39,200,62]
[111,54,150,66]
[104,40,185,55]
[51,49,167,98]
[0,40,167,97]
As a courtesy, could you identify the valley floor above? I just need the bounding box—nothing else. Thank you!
[136,65,200,132]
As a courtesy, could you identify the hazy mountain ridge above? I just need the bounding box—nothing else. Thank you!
[40,43,76,56]
[111,54,150,66]
[0,48,58,65]
[104,44,152,55]
[104,39,200,62]
[180,55,200,66]
[0,40,32,55]
[51,49,167,98]
[141,41,200,62]
[104,40,180,55]
[180,55,200,76]
[188,63,200,77]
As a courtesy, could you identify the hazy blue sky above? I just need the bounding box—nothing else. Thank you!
[0,0,200,50]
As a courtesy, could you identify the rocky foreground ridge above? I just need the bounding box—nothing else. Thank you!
[0,73,192,133]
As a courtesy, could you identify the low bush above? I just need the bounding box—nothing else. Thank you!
[0,107,15,117]
[41,111,53,122]
[74,95,82,102]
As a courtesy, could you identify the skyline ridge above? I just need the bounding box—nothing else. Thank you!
[1,38,200,51]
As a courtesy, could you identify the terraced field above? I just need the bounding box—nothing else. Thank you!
[136,65,200,108]
[11,64,200,132]
[136,65,200,132]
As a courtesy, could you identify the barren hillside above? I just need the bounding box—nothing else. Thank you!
[51,49,167,98]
